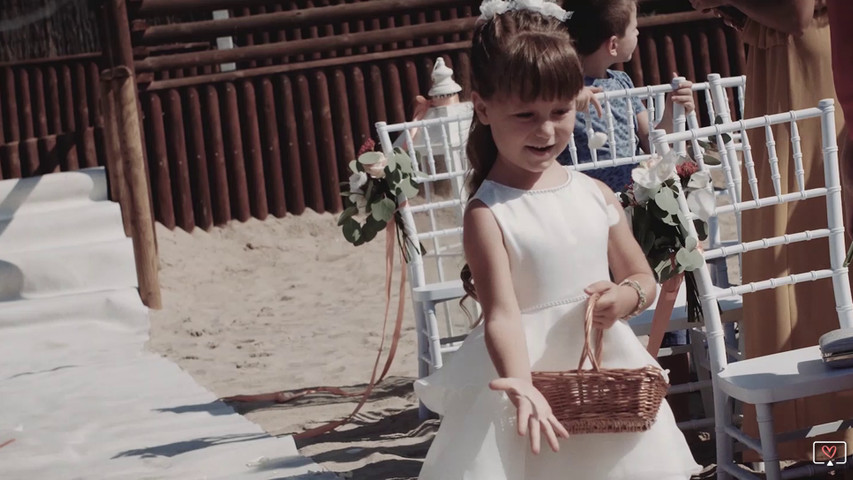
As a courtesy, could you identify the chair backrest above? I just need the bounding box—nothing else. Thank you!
[652,99,853,376]
[375,108,474,290]
[565,75,747,176]
[564,75,747,287]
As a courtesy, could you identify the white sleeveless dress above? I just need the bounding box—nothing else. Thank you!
[414,168,702,479]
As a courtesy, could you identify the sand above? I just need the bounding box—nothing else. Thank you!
[148,212,435,479]
[147,202,732,479]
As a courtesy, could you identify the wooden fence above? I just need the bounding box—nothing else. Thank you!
[0,0,746,233]
[0,53,105,179]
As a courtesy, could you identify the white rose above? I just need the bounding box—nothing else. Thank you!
[686,184,716,222]
[631,151,678,190]
[686,170,711,190]
[364,153,389,179]
[632,184,656,205]
[349,171,368,193]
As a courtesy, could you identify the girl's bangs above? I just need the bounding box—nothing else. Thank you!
[498,37,583,103]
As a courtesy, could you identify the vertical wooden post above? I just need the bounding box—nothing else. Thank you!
[105,0,136,71]
[111,66,161,309]
[100,0,161,309]
[100,72,133,237]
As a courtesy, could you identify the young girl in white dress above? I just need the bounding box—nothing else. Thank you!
[413,2,702,478]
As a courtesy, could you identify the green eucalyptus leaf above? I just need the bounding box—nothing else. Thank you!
[398,179,420,200]
[654,260,672,281]
[371,197,397,222]
[392,152,413,173]
[361,216,385,242]
[675,208,693,230]
[721,133,732,144]
[654,187,679,215]
[341,218,363,244]
[349,160,359,173]
[364,179,375,203]
[383,152,398,172]
[337,205,359,226]
[676,247,705,271]
[703,153,722,166]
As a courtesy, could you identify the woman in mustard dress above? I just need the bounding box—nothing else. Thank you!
[690,0,850,463]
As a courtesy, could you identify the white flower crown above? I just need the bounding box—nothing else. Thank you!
[478,0,573,22]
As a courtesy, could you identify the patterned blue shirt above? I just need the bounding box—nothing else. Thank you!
[558,69,646,191]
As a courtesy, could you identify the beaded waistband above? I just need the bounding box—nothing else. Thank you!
[520,293,588,314]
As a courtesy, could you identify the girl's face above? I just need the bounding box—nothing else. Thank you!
[473,93,576,174]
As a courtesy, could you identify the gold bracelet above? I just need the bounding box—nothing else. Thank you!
[619,279,647,319]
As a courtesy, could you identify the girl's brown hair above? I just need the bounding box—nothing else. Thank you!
[461,8,584,305]
[562,0,637,56]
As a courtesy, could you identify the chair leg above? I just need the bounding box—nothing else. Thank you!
[413,300,430,380]
[715,388,735,480]
[413,301,431,420]
[689,329,715,421]
[755,403,782,480]
[424,302,444,372]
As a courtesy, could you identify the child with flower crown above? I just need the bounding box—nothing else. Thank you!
[413,2,701,479]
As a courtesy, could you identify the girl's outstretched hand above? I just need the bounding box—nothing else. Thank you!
[584,281,635,329]
[489,377,569,454]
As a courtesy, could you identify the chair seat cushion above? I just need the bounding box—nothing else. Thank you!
[412,279,465,303]
[716,346,853,404]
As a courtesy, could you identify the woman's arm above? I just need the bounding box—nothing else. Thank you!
[690,0,814,36]
[730,0,814,36]
[464,200,530,379]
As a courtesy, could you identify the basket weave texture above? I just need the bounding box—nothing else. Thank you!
[531,293,669,435]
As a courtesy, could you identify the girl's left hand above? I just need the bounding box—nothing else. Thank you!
[584,281,636,329]
[670,79,695,113]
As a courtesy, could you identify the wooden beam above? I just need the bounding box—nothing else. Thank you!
[135,17,477,72]
[138,0,468,44]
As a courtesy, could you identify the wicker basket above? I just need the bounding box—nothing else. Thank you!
[531,293,669,435]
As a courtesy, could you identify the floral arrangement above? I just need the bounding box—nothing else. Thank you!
[619,150,716,321]
[338,139,423,261]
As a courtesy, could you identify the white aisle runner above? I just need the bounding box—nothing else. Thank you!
[0,169,334,479]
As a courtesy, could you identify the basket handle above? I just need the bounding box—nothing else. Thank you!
[577,293,604,372]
